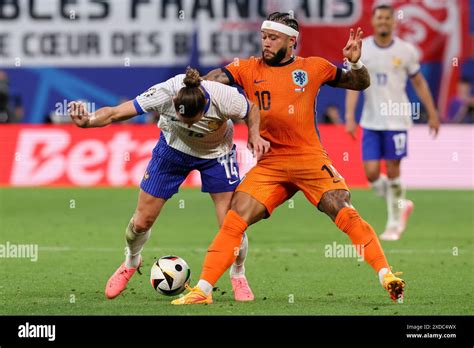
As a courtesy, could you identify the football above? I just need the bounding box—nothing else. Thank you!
[150,256,191,296]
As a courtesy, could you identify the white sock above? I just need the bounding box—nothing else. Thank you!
[197,279,213,296]
[124,219,151,269]
[378,267,390,285]
[386,177,405,230]
[371,174,388,198]
[230,233,248,277]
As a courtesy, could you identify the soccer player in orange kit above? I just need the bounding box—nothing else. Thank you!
[172,12,405,305]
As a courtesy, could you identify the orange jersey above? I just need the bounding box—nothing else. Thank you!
[224,56,341,155]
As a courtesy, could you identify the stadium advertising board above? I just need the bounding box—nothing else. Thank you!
[0,124,472,188]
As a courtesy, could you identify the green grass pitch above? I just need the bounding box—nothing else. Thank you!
[0,187,472,315]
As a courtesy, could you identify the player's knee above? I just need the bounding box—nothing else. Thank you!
[386,167,400,179]
[318,190,352,221]
[366,172,380,182]
[230,195,248,219]
[133,216,154,233]
[230,192,265,225]
[364,162,380,182]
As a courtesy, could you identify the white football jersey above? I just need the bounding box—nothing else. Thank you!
[360,36,421,130]
[135,75,248,159]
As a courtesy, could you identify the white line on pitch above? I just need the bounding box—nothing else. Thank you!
[38,246,472,254]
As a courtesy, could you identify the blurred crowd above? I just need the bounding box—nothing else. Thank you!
[0,70,23,123]
[0,69,473,125]
[0,70,158,125]
[446,77,474,124]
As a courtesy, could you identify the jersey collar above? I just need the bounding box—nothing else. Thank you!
[373,37,395,49]
[275,55,296,67]
[265,55,296,67]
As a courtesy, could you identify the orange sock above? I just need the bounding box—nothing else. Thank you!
[335,207,389,273]
[200,210,248,285]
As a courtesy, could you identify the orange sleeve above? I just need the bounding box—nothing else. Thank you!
[222,57,253,87]
[309,57,342,87]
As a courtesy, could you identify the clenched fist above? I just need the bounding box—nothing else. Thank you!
[68,102,92,128]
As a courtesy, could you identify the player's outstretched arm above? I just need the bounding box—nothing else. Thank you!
[68,100,138,128]
[335,28,370,91]
[245,101,270,159]
[410,72,440,137]
[203,68,231,85]
[345,90,361,139]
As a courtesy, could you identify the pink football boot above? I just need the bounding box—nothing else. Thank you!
[230,275,254,302]
[105,258,142,299]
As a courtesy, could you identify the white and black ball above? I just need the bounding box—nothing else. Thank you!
[150,256,191,296]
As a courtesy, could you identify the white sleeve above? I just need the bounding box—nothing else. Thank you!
[214,85,249,121]
[133,75,183,114]
[406,43,421,77]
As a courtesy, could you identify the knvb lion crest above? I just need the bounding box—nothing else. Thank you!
[292,69,308,92]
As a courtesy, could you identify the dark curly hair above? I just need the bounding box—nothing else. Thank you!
[266,12,299,48]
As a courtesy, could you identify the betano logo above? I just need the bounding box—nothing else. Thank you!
[18,322,55,341]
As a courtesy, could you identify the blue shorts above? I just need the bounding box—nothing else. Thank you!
[140,135,240,199]
[362,129,408,161]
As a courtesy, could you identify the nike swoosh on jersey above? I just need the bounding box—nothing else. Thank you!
[253,79,266,84]
[228,179,239,185]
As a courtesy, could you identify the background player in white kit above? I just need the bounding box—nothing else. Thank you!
[68,68,270,301]
[345,4,440,241]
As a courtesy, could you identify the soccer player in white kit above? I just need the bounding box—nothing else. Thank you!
[68,68,270,301]
[345,4,440,240]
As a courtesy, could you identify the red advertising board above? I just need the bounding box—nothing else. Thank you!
[0,124,367,187]
[2,125,471,189]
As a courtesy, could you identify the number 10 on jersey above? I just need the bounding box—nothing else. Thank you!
[255,91,271,111]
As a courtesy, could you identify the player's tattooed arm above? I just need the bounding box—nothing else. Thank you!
[336,27,370,90]
[336,67,370,90]
[203,68,231,85]
[68,100,137,128]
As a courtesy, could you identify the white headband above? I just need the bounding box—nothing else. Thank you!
[261,20,299,39]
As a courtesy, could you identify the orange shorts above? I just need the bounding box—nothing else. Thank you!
[236,153,349,215]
